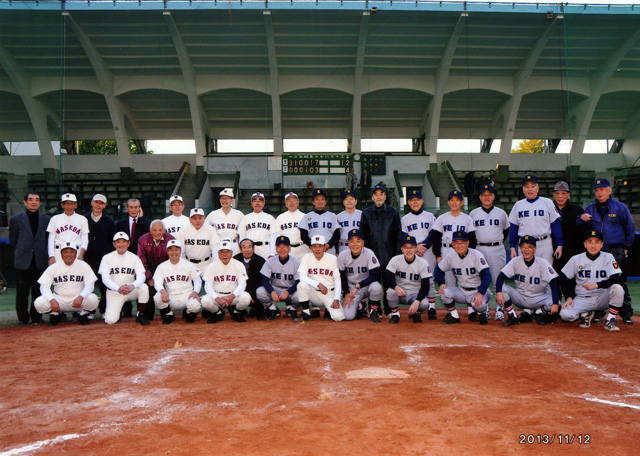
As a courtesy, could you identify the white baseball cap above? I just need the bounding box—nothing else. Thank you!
[113,231,130,242]
[284,192,299,201]
[251,192,265,201]
[58,241,79,251]
[219,189,234,198]
[169,195,183,203]
[219,239,233,251]
[61,193,77,203]
[92,194,107,203]
[190,208,205,217]
[167,239,182,249]
[311,235,326,245]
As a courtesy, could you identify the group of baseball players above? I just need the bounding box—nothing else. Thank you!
[9,173,635,332]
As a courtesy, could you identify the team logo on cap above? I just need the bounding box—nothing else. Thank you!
[280,236,285,242]
[596,180,601,185]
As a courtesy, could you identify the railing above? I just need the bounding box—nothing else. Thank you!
[442,160,464,195]
[393,170,403,199]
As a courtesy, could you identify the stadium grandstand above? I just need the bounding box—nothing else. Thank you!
[1,0,639,268]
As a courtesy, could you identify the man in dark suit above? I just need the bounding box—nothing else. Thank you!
[114,198,150,317]
[115,198,150,254]
[9,192,50,325]
[234,238,266,319]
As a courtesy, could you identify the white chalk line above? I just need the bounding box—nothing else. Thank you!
[0,434,87,456]
[570,394,640,411]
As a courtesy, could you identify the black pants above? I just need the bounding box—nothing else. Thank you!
[15,260,44,324]
[607,247,632,315]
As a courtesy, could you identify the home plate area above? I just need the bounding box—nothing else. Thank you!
[1,321,639,455]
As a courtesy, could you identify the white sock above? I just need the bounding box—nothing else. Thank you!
[303,309,311,315]
[606,313,616,321]
[268,304,277,310]
[523,309,533,315]
[450,309,460,319]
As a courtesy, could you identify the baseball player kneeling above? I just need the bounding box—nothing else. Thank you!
[296,235,345,322]
[201,239,251,323]
[99,232,150,326]
[337,229,383,322]
[559,230,625,332]
[384,234,432,324]
[34,241,99,326]
[434,231,492,325]
[152,240,203,324]
[256,235,300,321]
[496,235,560,327]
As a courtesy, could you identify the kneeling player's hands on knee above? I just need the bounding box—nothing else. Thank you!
[438,284,447,295]
[562,298,573,309]
[72,296,83,308]
[343,294,353,307]
[50,299,60,312]
[408,301,419,315]
[473,293,483,307]
[160,290,170,303]
[496,292,504,306]
[395,286,406,297]
[331,300,340,309]
[271,291,280,302]
[318,284,328,295]
[583,282,597,291]
[550,303,559,314]
[280,291,289,301]
[189,292,200,302]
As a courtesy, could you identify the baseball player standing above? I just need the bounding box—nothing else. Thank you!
[559,230,625,331]
[206,189,244,256]
[152,240,202,324]
[401,189,437,319]
[238,192,276,259]
[469,184,509,320]
[508,174,562,265]
[336,190,362,253]
[34,241,99,326]
[496,235,560,327]
[256,235,301,320]
[299,189,340,255]
[99,232,150,326]
[177,208,220,274]
[384,234,433,324]
[47,193,89,265]
[273,192,308,260]
[162,195,190,236]
[296,235,345,322]
[201,239,251,323]
[337,229,382,322]
[434,231,492,325]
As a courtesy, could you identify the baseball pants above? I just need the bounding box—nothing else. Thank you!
[385,289,428,312]
[559,285,624,322]
[201,292,251,313]
[256,286,299,309]
[440,286,491,314]
[104,285,150,325]
[500,285,553,312]
[343,282,383,320]
[440,247,457,288]
[297,282,345,321]
[153,291,201,314]
[476,245,506,288]
[34,293,99,314]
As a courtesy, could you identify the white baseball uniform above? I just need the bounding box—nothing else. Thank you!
[153,258,203,314]
[470,206,508,287]
[508,197,560,264]
[297,252,345,321]
[498,255,558,311]
[432,212,475,287]
[162,215,190,236]
[201,258,251,313]
[98,250,150,324]
[299,210,340,254]
[401,209,437,299]
[34,259,99,314]
[47,213,89,262]
[238,211,276,259]
[337,247,383,320]
[385,254,432,313]
[206,207,244,255]
[176,224,220,273]
[336,209,362,252]
[272,209,309,259]
[437,248,492,313]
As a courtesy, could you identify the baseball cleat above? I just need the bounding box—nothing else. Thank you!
[231,310,246,322]
[323,310,332,320]
[411,313,422,323]
[519,311,533,323]
[48,314,60,327]
[369,312,381,323]
[467,312,479,322]
[162,313,176,325]
[622,313,634,325]
[78,314,91,326]
[136,314,150,326]
[267,309,281,320]
[427,308,437,320]
[207,311,224,324]
[592,311,605,323]
[286,309,298,321]
[185,312,196,324]
[502,314,520,327]
[310,309,321,319]
[604,319,620,332]
[301,311,313,322]
[355,306,368,320]
[479,313,488,325]
[443,313,461,325]
[58,312,68,322]
[579,311,593,329]
[389,314,400,324]
[535,312,547,326]
[495,309,505,321]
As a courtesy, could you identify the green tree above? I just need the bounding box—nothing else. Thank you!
[77,140,151,155]
[512,139,545,154]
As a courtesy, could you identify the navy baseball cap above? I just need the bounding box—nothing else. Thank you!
[592,178,611,189]
[401,234,417,246]
[584,230,604,241]
[408,189,423,199]
[372,185,386,194]
[313,189,327,198]
[275,235,290,246]
[343,190,357,199]
[479,184,495,194]
[348,229,364,240]
[519,235,537,247]
[448,190,463,200]
[451,231,469,242]
[522,174,538,184]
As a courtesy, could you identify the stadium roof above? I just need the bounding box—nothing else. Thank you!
[1,1,640,157]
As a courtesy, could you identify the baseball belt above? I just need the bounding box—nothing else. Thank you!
[254,241,269,246]
[478,242,501,246]
[460,286,477,291]
[188,256,211,264]
[290,243,303,247]
[536,235,549,241]
[442,243,452,248]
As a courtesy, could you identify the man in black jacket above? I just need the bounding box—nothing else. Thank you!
[234,238,267,319]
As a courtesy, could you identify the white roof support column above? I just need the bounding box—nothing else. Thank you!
[496,18,560,166]
[63,12,134,173]
[350,11,370,157]
[164,12,210,167]
[264,11,283,156]
[568,28,640,166]
[420,13,467,164]
[0,44,59,174]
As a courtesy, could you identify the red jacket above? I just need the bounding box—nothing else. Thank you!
[137,232,175,281]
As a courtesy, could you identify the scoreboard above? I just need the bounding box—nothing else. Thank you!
[283,154,352,175]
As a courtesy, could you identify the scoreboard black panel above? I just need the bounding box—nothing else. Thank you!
[283,154,352,175]
[362,155,386,175]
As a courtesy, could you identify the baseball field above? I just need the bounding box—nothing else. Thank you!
[0,287,639,456]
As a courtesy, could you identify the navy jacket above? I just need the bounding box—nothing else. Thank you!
[115,216,151,254]
[84,211,116,270]
[360,204,402,268]
[577,198,635,249]
[9,210,50,270]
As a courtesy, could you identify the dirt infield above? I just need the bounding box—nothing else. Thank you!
[1,310,638,456]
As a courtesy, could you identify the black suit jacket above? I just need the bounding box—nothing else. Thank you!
[9,211,50,270]
[233,252,266,302]
[115,216,150,254]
